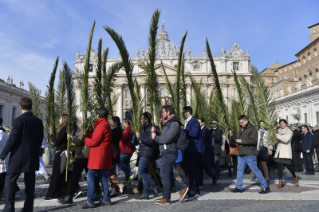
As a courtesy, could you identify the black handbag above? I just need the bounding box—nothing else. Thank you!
[258,146,269,161]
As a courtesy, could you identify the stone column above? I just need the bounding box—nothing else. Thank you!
[116,85,123,121]
[186,83,192,105]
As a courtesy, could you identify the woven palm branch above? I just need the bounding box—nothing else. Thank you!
[28,82,41,118]
[232,71,245,115]
[104,26,140,132]
[93,38,104,108]
[63,61,77,181]
[206,38,230,133]
[44,57,59,143]
[81,21,96,131]
[174,31,188,119]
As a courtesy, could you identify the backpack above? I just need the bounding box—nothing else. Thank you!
[130,133,139,147]
[176,128,189,151]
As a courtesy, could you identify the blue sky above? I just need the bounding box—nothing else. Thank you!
[0,0,318,94]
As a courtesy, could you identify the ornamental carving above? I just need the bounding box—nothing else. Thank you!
[225,43,249,60]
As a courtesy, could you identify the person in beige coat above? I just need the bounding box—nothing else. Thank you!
[274,119,298,188]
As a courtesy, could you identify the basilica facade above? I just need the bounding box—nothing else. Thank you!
[73,24,252,121]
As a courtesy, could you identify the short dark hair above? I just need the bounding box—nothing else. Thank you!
[123,119,131,126]
[301,125,308,129]
[198,118,205,123]
[279,119,288,124]
[96,107,109,118]
[20,97,32,111]
[142,112,152,123]
[238,115,248,120]
[0,117,3,126]
[162,105,175,115]
[183,106,193,115]
[259,120,264,124]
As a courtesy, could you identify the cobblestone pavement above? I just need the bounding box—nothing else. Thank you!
[24,200,319,212]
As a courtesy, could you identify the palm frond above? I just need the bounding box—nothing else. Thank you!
[232,70,245,115]
[103,62,120,116]
[161,61,176,108]
[93,38,104,108]
[102,47,109,77]
[44,56,59,142]
[180,54,187,107]
[81,21,96,131]
[189,74,208,120]
[55,69,67,133]
[28,82,41,118]
[63,61,77,181]
[229,99,241,133]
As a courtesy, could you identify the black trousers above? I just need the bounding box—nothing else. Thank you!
[303,152,314,173]
[174,162,189,186]
[185,153,201,195]
[0,172,6,195]
[198,152,216,184]
[68,158,101,197]
[292,151,301,172]
[277,162,296,179]
[4,172,35,212]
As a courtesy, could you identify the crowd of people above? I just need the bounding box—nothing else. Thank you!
[0,97,318,211]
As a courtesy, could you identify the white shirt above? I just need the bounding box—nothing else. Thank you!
[184,116,193,128]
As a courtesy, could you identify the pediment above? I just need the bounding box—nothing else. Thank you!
[137,63,177,76]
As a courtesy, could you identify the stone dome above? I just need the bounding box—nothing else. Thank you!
[155,23,179,58]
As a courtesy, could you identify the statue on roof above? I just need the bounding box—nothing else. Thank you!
[19,81,24,89]
[142,49,145,57]
[135,49,139,58]
[187,48,191,57]
[221,47,226,56]
[202,48,206,57]
[287,84,292,94]
[295,82,302,91]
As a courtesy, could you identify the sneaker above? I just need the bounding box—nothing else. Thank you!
[230,187,244,193]
[74,190,83,199]
[155,197,170,205]
[101,200,112,206]
[179,187,189,202]
[259,186,270,194]
[79,200,95,209]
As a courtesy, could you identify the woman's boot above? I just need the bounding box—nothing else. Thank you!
[293,176,299,187]
[277,179,284,188]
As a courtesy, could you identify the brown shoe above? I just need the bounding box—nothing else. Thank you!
[293,176,299,187]
[277,179,284,188]
[132,188,140,194]
[179,187,189,202]
[155,197,170,205]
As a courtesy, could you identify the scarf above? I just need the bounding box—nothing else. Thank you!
[277,126,290,136]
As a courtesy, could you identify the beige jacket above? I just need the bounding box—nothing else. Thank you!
[274,127,293,159]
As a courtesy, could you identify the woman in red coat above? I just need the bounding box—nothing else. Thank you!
[119,119,135,184]
[80,107,112,209]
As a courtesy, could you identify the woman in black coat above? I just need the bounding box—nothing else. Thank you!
[44,114,70,200]
[226,129,238,177]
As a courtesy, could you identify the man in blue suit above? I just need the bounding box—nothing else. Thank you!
[301,125,314,175]
[0,97,44,212]
[182,106,205,198]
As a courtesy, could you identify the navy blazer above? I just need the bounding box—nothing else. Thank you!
[0,111,43,174]
[184,117,205,154]
[302,131,314,153]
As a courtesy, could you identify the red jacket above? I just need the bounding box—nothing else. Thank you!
[85,118,112,170]
[119,126,135,154]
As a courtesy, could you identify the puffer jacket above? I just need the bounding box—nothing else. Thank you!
[238,122,258,156]
[120,126,135,154]
[154,116,181,155]
[138,123,154,158]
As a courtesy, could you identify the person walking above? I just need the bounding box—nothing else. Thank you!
[35,136,50,183]
[209,120,223,179]
[227,129,238,177]
[301,125,315,175]
[0,97,44,212]
[0,118,9,200]
[274,119,298,188]
[45,114,71,201]
[151,105,189,205]
[290,125,303,172]
[183,106,205,198]
[80,107,112,208]
[135,112,160,200]
[119,119,135,184]
[231,115,270,194]
[312,125,319,172]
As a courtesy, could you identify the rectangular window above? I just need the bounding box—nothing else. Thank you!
[233,62,239,71]
[316,112,319,124]
[89,64,93,72]
[0,105,3,118]
[304,113,307,124]
[234,88,238,98]
[12,107,16,123]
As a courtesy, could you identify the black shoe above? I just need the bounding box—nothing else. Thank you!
[259,186,270,194]
[153,188,161,198]
[230,187,244,193]
[59,195,73,205]
[136,195,149,200]
[101,200,112,206]
[212,177,217,185]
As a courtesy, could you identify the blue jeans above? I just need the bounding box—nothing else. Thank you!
[87,169,110,203]
[119,154,133,181]
[138,157,158,196]
[236,155,268,189]
[214,155,220,177]
[161,153,186,201]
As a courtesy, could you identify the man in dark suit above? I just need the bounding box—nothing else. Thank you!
[209,120,223,178]
[290,125,302,172]
[0,97,44,212]
[301,125,314,175]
